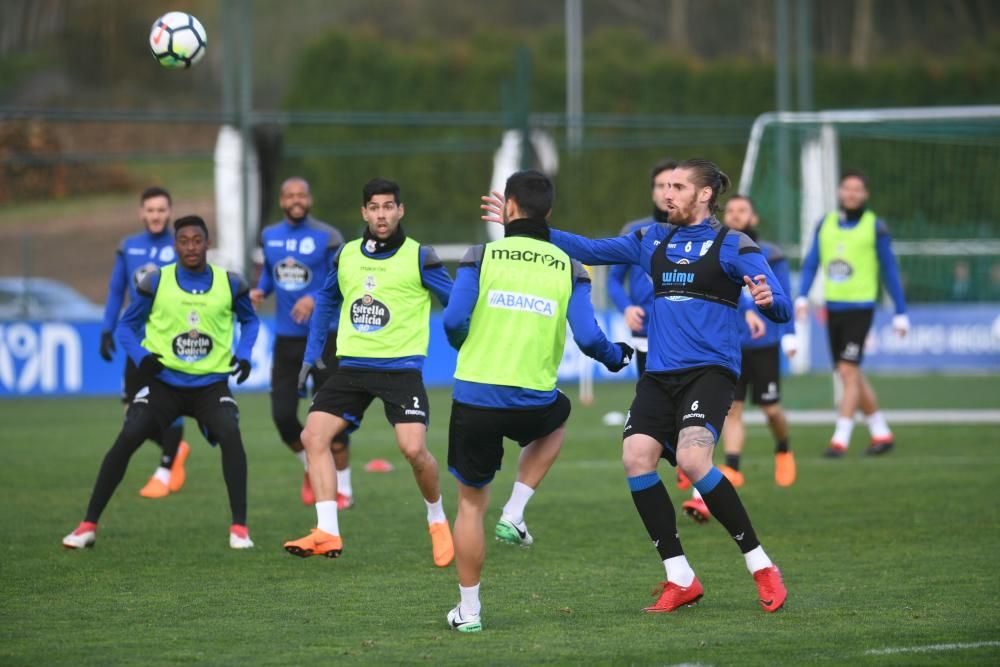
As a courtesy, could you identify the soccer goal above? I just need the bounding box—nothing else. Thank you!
[737,105,1000,373]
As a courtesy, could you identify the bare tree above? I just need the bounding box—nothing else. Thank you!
[668,0,689,51]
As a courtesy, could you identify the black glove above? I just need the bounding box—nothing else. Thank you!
[138,353,165,381]
[605,342,635,372]
[230,356,251,384]
[99,330,116,362]
[297,358,326,396]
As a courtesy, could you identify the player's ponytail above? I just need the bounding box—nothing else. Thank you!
[677,158,730,215]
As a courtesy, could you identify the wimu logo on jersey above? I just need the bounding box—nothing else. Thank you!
[0,323,82,393]
[487,290,556,317]
[660,269,695,286]
[351,294,391,332]
[274,257,312,291]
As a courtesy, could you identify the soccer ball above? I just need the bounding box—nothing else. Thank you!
[149,12,207,69]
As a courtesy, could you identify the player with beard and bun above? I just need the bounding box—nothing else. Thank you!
[682,194,798,523]
[251,177,354,509]
[796,170,909,458]
[283,178,455,568]
[63,215,259,550]
[99,186,190,499]
[482,158,792,614]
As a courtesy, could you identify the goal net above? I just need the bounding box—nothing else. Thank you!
[738,107,1000,369]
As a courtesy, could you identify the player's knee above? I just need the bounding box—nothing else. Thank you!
[621,440,656,476]
[398,439,428,463]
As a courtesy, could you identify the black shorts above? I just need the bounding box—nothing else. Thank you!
[447,392,572,488]
[827,308,874,365]
[623,367,735,465]
[126,379,239,445]
[309,367,429,433]
[735,345,781,406]
[271,335,339,398]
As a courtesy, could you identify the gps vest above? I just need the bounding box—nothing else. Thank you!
[818,210,879,302]
[454,236,572,392]
[652,226,741,307]
[143,264,234,374]
[336,237,430,358]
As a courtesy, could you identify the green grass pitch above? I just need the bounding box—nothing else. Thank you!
[2,374,999,665]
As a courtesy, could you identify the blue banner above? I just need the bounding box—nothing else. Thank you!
[5,304,995,397]
[0,313,639,398]
[805,303,1000,372]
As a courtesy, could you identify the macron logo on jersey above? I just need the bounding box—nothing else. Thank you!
[487,290,556,317]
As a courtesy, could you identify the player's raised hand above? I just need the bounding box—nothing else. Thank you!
[743,274,773,308]
[624,305,645,333]
[249,288,265,309]
[480,191,506,225]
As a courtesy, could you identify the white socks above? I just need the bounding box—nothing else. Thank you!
[316,500,340,535]
[459,583,481,616]
[153,467,171,484]
[663,555,696,587]
[501,482,535,525]
[425,496,446,524]
[832,416,854,446]
[744,545,773,574]
[337,467,352,497]
[296,450,308,470]
[867,411,892,439]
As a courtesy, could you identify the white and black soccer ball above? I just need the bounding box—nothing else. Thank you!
[149,12,207,69]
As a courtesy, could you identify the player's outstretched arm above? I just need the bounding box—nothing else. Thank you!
[442,246,482,350]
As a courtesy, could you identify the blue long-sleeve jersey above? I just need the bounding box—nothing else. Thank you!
[607,217,655,338]
[798,212,907,314]
[444,240,621,408]
[256,217,344,337]
[550,218,791,378]
[117,265,259,388]
[305,241,453,372]
[741,240,793,349]
[101,229,176,333]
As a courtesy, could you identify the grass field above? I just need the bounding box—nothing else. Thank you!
[2,374,999,665]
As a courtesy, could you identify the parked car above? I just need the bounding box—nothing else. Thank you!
[0,277,104,321]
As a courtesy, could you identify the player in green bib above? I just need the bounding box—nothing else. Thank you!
[63,216,260,551]
[283,178,456,567]
[796,170,909,457]
[441,171,633,632]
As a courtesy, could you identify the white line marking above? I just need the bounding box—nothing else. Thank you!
[742,410,1000,425]
[864,640,1000,656]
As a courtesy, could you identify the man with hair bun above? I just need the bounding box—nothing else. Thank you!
[482,158,792,614]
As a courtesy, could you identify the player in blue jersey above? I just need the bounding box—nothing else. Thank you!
[99,187,190,499]
[250,177,354,509]
[608,158,676,376]
[63,215,259,550]
[682,195,798,523]
[482,158,791,613]
[796,171,909,458]
[283,178,455,567]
